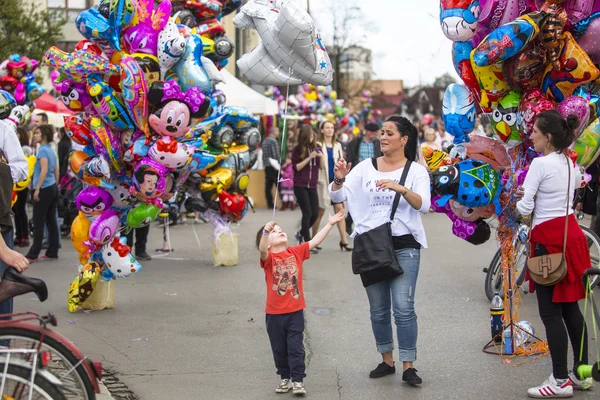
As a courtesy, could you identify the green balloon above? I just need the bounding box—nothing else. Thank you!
[126,204,160,228]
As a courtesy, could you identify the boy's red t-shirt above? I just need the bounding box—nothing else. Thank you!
[260,243,310,314]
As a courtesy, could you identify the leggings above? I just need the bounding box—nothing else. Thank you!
[293,187,318,242]
[26,185,59,259]
[534,246,588,379]
[12,187,28,240]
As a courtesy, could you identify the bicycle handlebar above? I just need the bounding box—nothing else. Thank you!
[583,268,600,277]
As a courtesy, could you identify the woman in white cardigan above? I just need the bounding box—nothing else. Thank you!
[329,115,430,385]
[312,121,352,251]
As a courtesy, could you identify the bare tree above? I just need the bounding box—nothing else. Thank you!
[318,0,374,101]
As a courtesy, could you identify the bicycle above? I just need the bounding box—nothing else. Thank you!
[1,347,65,399]
[484,224,600,301]
[0,312,102,400]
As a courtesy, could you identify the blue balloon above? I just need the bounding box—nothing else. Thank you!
[174,35,213,95]
[75,7,120,51]
[442,83,476,145]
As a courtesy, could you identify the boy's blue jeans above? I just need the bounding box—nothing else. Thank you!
[266,309,306,382]
[364,248,420,362]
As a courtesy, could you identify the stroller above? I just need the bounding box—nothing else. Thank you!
[57,175,82,236]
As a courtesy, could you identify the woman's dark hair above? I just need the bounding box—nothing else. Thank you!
[16,127,29,147]
[385,115,419,162]
[37,124,55,144]
[296,124,316,159]
[535,110,578,150]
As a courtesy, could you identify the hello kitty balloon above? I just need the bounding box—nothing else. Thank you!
[148,136,195,170]
[101,236,142,279]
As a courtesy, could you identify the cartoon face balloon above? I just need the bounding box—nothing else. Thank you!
[131,158,167,202]
[157,21,187,79]
[449,199,495,222]
[148,136,195,170]
[88,209,120,245]
[101,236,142,278]
[122,0,170,56]
[57,79,93,112]
[63,115,92,146]
[126,203,161,228]
[87,74,135,131]
[110,181,134,210]
[442,83,476,144]
[439,0,481,42]
[75,187,114,215]
[491,91,521,146]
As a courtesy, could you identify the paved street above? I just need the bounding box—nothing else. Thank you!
[13,209,597,400]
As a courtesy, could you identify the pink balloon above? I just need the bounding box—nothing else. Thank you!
[576,17,600,66]
[88,210,120,246]
[478,0,534,31]
[535,0,593,24]
[518,88,555,141]
[557,96,591,138]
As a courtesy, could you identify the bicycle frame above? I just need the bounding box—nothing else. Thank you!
[0,312,101,394]
[1,348,40,400]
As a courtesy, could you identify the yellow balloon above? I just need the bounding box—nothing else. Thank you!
[470,49,509,111]
[13,155,36,192]
[330,91,337,101]
[71,212,91,261]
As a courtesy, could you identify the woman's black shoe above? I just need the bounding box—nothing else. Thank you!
[339,241,353,251]
[369,362,395,378]
[402,367,422,385]
[315,246,322,250]
[2,267,48,302]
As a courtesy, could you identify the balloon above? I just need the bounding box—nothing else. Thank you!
[450,198,495,221]
[431,160,503,213]
[452,41,482,106]
[470,50,510,110]
[478,0,533,32]
[71,212,91,261]
[119,55,149,136]
[126,203,161,228]
[173,34,215,95]
[55,79,92,113]
[442,84,476,151]
[75,6,119,50]
[473,12,543,67]
[573,85,600,120]
[557,95,591,137]
[218,190,247,222]
[535,0,594,25]
[147,80,211,138]
[67,262,101,313]
[130,158,167,204]
[439,0,481,42]
[123,0,171,55]
[573,117,600,167]
[421,146,453,171]
[76,187,114,215]
[148,136,195,170]
[502,39,547,91]
[64,115,92,146]
[100,236,142,278]
[110,181,135,210]
[70,150,115,190]
[89,117,123,174]
[465,134,511,171]
[87,74,135,131]
[88,209,120,246]
[540,1,568,71]
[490,91,522,146]
[518,88,554,141]
[431,195,491,245]
[540,32,599,102]
[157,21,187,79]
[42,47,121,82]
[107,0,137,51]
[574,13,600,66]
[13,155,35,191]
[233,0,333,85]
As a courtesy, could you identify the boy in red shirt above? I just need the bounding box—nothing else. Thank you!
[256,210,344,396]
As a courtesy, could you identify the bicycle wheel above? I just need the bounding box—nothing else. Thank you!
[580,226,600,288]
[485,240,528,301]
[0,328,95,400]
[0,362,66,400]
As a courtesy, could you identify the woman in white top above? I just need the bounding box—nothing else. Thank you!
[312,121,352,251]
[516,110,592,398]
[329,115,430,385]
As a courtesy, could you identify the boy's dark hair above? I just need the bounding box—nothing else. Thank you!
[256,225,266,249]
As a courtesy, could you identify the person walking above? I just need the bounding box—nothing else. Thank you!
[344,122,382,235]
[292,125,321,253]
[57,127,72,180]
[262,126,281,210]
[312,121,352,251]
[329,115,431,385]
[516,110,593,398]
[25,125,60,262]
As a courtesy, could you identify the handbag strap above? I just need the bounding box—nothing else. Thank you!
[371,158,413,221]
[562,153,571,255]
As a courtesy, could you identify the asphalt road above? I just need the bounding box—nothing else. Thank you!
[13,209,597,400]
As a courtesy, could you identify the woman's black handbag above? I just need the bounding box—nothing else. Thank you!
[351,159,412,280]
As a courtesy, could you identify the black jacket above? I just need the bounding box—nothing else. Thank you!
[346,136,381,170]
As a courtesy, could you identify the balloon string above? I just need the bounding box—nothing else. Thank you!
[272,72,292,220]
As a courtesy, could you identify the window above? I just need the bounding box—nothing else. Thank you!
[48,0,89,22]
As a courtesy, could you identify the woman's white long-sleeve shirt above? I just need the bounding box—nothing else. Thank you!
[329,159,431,248]
[516,151,582,228]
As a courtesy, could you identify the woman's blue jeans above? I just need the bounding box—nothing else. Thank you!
[364,248,420,362]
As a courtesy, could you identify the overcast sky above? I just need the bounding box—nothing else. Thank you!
[306,0,459,87]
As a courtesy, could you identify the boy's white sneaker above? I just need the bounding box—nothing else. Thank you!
[567,372,593,390]
[527,375,573,398]
[292,381,306,396]
[275,378,292,393]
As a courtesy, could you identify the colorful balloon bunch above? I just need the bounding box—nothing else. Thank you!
[41,0,258,312]
[436,0,596,246]
[0,54,45,105]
